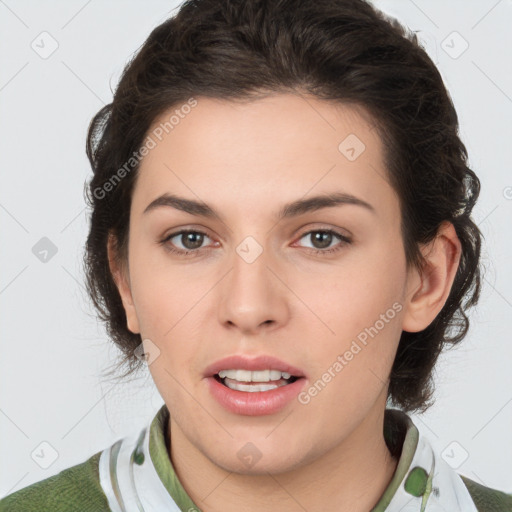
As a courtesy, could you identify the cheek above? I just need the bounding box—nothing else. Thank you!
[295,242,406,381]
[306,247,405,335]
[127,247,206,337]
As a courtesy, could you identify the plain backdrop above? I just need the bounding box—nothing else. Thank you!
[1,0,511,499]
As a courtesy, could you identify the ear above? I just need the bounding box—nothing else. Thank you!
[107,232,140,334]
[402,221,462,333]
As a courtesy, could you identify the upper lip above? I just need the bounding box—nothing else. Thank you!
[204,354,306,378]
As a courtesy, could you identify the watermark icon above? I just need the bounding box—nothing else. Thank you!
[31,31,59,60]
[237,442,263,468]
[503,186,512,200]
[236,236,264,264]
[31,441,59,469]
[32,236,58,263]
[134,338,161,365]
[93,97,198,200]
[338,133,366,161]
[441,441,469,469]
[298,301,403,404]
[440,31,469,60]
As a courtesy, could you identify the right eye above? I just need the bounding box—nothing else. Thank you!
[160,229,216,256]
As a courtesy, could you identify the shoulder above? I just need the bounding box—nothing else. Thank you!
[460,474,512,512]
[0,449,111,512]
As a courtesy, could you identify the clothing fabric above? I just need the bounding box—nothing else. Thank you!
[1,404,511,511]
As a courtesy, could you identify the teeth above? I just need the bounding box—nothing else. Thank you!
[224,380,282,392]
[218,369,293,382]
[236,369,252,381]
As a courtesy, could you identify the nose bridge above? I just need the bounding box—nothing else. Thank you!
[217,233,288,332]
[230,234,275,303]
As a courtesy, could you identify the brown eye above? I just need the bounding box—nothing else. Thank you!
[161,230,213,255]
[309,231,335,249]
[296,229,352,255]
[177,231,206,250]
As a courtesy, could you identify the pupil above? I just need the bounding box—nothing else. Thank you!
[183,232,203,249]
[313,231,331,249]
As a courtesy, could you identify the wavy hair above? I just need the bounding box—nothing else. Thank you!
[83,0,482,413]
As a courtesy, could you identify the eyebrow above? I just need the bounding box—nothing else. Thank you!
[142,191,376,220]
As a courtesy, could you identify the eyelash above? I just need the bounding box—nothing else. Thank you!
[159,228,352,257]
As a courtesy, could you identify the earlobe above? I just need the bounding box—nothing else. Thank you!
[401,222,462,333]
[107,232,141,334]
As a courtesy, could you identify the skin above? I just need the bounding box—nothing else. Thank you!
[108,93,461,512]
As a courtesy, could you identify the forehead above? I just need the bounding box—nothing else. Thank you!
[132,93,398,223]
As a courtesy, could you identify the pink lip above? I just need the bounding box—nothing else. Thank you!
[206,375,307,416]
[203,354,306,378]
[203,354,308,416]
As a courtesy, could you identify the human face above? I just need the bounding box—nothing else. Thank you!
[115,93,409,474]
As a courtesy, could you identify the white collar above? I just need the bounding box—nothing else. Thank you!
[98,406,478,511]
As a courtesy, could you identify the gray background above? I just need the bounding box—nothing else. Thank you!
[1,0,511,498]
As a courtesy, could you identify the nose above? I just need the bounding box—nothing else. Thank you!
[217,241,290,335]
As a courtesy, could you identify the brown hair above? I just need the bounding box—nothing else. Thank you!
[83,0,482,413]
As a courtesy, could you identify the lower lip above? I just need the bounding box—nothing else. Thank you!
[206,376,307,416]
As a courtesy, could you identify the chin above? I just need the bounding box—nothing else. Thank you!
[206,443,312,476]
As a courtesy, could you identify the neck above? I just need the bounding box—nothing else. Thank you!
[168,399,398,512]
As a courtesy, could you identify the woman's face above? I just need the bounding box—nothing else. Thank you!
[112,93,418,474]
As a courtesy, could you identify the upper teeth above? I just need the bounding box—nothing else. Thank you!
[218,369,292,382]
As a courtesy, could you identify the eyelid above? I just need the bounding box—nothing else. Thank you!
[295,223,352,239]
[161,225,214,241]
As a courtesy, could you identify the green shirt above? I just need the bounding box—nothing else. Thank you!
[1,404,511,511]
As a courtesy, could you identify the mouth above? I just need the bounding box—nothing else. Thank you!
[204,354,306,384]
[213,369,301,392]
[203,354,307,415]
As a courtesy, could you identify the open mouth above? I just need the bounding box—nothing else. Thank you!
[214,370,300,392]
[206,364,308,415]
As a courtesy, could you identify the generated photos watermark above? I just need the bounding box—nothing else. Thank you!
[93,97,198,200]
[298,301,403,404]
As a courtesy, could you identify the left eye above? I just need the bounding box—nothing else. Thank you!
[295,229,351,253]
